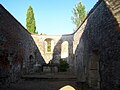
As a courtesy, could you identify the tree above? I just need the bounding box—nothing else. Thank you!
[71,1,87,29]
[26,6,38,34]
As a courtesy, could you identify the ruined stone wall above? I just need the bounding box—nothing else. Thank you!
[75,0,120,89]
[32,34,74,72]
[73,19,87,54]
[0,4,44,88]
[73,19,88,74]
[32,34,62,63]
[105,0,120,27]
[57,34,74,72]
[1,0,120,89]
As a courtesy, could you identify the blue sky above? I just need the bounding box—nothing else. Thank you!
[0,0,98,35]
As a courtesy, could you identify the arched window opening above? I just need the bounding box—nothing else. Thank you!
[29,55,34,62]
[44,38,54,53]
[61,41,68,58]
[47,40,51,52]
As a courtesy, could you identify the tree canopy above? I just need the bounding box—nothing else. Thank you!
[71,1,87,29]
[26,6,38,34]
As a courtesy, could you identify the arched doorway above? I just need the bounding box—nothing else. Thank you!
[88,49,100,89]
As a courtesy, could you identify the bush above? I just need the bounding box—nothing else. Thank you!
[59,59,69,72]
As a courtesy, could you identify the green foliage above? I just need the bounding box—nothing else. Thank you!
[47,41,51,52]
[26,6,38,34]
[71,1,87,29]
[59,59,69,72]
[47,44,51,52]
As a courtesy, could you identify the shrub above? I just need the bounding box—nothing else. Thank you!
[59,59,69,72]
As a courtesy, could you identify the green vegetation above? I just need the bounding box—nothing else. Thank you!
[71,1,87,29]
[47,41,51,52]
[59,59,69,72]
[26,6,38,34]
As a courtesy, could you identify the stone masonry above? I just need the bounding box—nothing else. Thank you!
[0,0,120,89]
[0,4,44,88]
[74,0,120,89]
[32,34,74,72]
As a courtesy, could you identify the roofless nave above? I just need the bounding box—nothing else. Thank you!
[0,0,120,90]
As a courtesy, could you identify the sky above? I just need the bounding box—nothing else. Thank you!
[0,0,98,35]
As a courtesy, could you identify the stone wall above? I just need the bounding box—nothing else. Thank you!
[74,0,120,89]
[32,34,62,64]
[52,34,74,72]
[73,18,88,74]
[1,0,120,89]
[32,34,74,72]
[0,4,44,88]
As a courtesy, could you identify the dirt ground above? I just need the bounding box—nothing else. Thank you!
[7,79,80,90]
[6,73,81,90]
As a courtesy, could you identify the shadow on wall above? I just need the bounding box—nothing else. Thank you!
[51,34,74,73]
[74,0,120,90]
[0,4,45,88]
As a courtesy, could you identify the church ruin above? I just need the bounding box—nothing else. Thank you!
[0,0,120,90]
